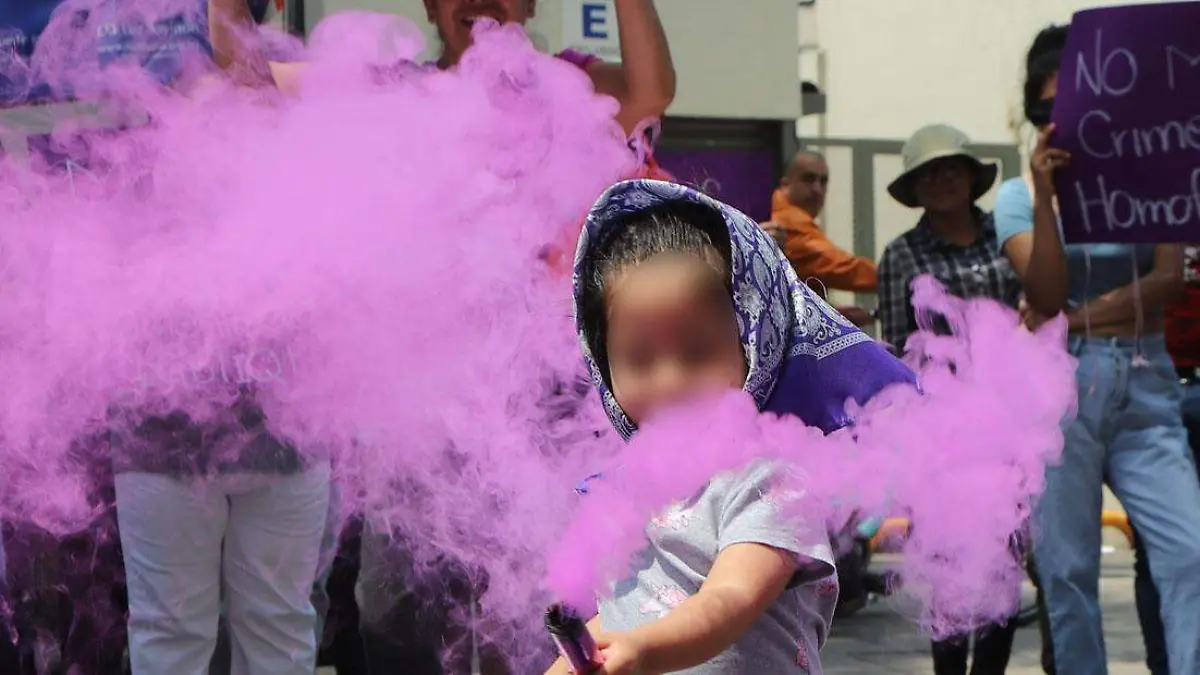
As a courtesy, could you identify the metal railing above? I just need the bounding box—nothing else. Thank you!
[806,138,1021,260]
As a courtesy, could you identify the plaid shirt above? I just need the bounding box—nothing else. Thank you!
[877,210,1023,350]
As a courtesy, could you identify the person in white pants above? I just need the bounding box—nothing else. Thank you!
[113,401,331,675]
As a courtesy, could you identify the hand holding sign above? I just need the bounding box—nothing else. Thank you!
[1052,1,1200,244]
[1031,124,1071,200]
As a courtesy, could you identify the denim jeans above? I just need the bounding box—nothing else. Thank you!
[116,465,331,675]
[1033,336,1200,675]
[1131,372,1200,675]
[1132,535,1168,675]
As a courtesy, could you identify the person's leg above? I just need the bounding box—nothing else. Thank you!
[931,636,969,675]
[1131,531,1169,675]
[968,621,1018,675]
[356,520,444,675]
[116,473,226,675]
[208,612,231,675]
[222,464,330,675]
[1108,343,1200,675]
[0,529,18,675]
[1024,556,1055,674]
[324,517,369,675]
[314,475,343,654]
[1032,341,1111,675]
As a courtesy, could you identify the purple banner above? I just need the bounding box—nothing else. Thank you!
[1053,2,1200,244]
[655,148,777,223]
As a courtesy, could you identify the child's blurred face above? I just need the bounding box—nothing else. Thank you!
[604,254,748,426]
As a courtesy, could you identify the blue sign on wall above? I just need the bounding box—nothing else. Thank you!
[582,3,609,40]
[562,0,620,61]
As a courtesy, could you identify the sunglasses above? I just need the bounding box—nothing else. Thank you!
[1026,97,1055,128]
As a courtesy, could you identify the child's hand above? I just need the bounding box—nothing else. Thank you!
[595,631,648,674]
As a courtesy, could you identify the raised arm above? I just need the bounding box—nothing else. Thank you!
[1066,245,1185,330]
[208,0,273,86]
[584,0,676,134]
[997,125,1070,316]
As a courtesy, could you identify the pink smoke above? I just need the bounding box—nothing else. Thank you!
[547,279,1076,638]
[0,2,1077,668]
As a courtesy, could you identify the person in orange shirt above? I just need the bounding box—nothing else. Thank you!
[763,150,878,324]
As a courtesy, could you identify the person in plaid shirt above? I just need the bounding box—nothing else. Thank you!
[877,125,1022,353]
[877,124,1024,674]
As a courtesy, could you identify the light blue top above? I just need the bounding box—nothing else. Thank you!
[993,177,1156,311]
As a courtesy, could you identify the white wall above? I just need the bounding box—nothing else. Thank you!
[301,0,554,56]
[797,0,1168,303]
[301,0,801,119]
[808,0,1166,144]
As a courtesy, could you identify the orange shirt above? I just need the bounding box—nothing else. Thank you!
[770,190,877,293]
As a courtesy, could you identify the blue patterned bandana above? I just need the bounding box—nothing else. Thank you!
[572,180,915,441]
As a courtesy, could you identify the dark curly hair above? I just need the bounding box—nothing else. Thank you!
[1023,24,1070,124]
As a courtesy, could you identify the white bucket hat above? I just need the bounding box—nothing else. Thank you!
[887,124,999,209]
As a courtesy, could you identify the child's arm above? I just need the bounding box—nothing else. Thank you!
[543,616,604,675]
[594,543,796,674]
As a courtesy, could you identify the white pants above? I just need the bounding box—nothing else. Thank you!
[116,466,331,675]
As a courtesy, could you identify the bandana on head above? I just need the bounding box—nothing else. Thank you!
[572,179,916,441]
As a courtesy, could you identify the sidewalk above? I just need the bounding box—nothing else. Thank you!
[824,551,1148,674]
[318,551,1147,675]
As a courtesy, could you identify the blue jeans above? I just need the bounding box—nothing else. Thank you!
[1033,336,1200,675]
[1132,372,1200,675]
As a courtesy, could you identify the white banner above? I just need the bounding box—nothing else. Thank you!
[561,0,621,62]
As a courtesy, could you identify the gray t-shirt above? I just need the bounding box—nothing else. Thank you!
[598,461,837,674]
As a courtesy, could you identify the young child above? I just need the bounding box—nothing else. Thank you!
[548,180,915,674]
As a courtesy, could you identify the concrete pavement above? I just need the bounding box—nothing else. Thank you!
[319,550,1148,674]
[824,551,1149,674]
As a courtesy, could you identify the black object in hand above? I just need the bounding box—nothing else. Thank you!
[545,604,602,674]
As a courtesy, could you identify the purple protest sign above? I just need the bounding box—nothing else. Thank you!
[655,148,777,223]
[1053,2,1200,244]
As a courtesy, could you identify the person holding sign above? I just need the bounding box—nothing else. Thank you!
[994,24,1200,675]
